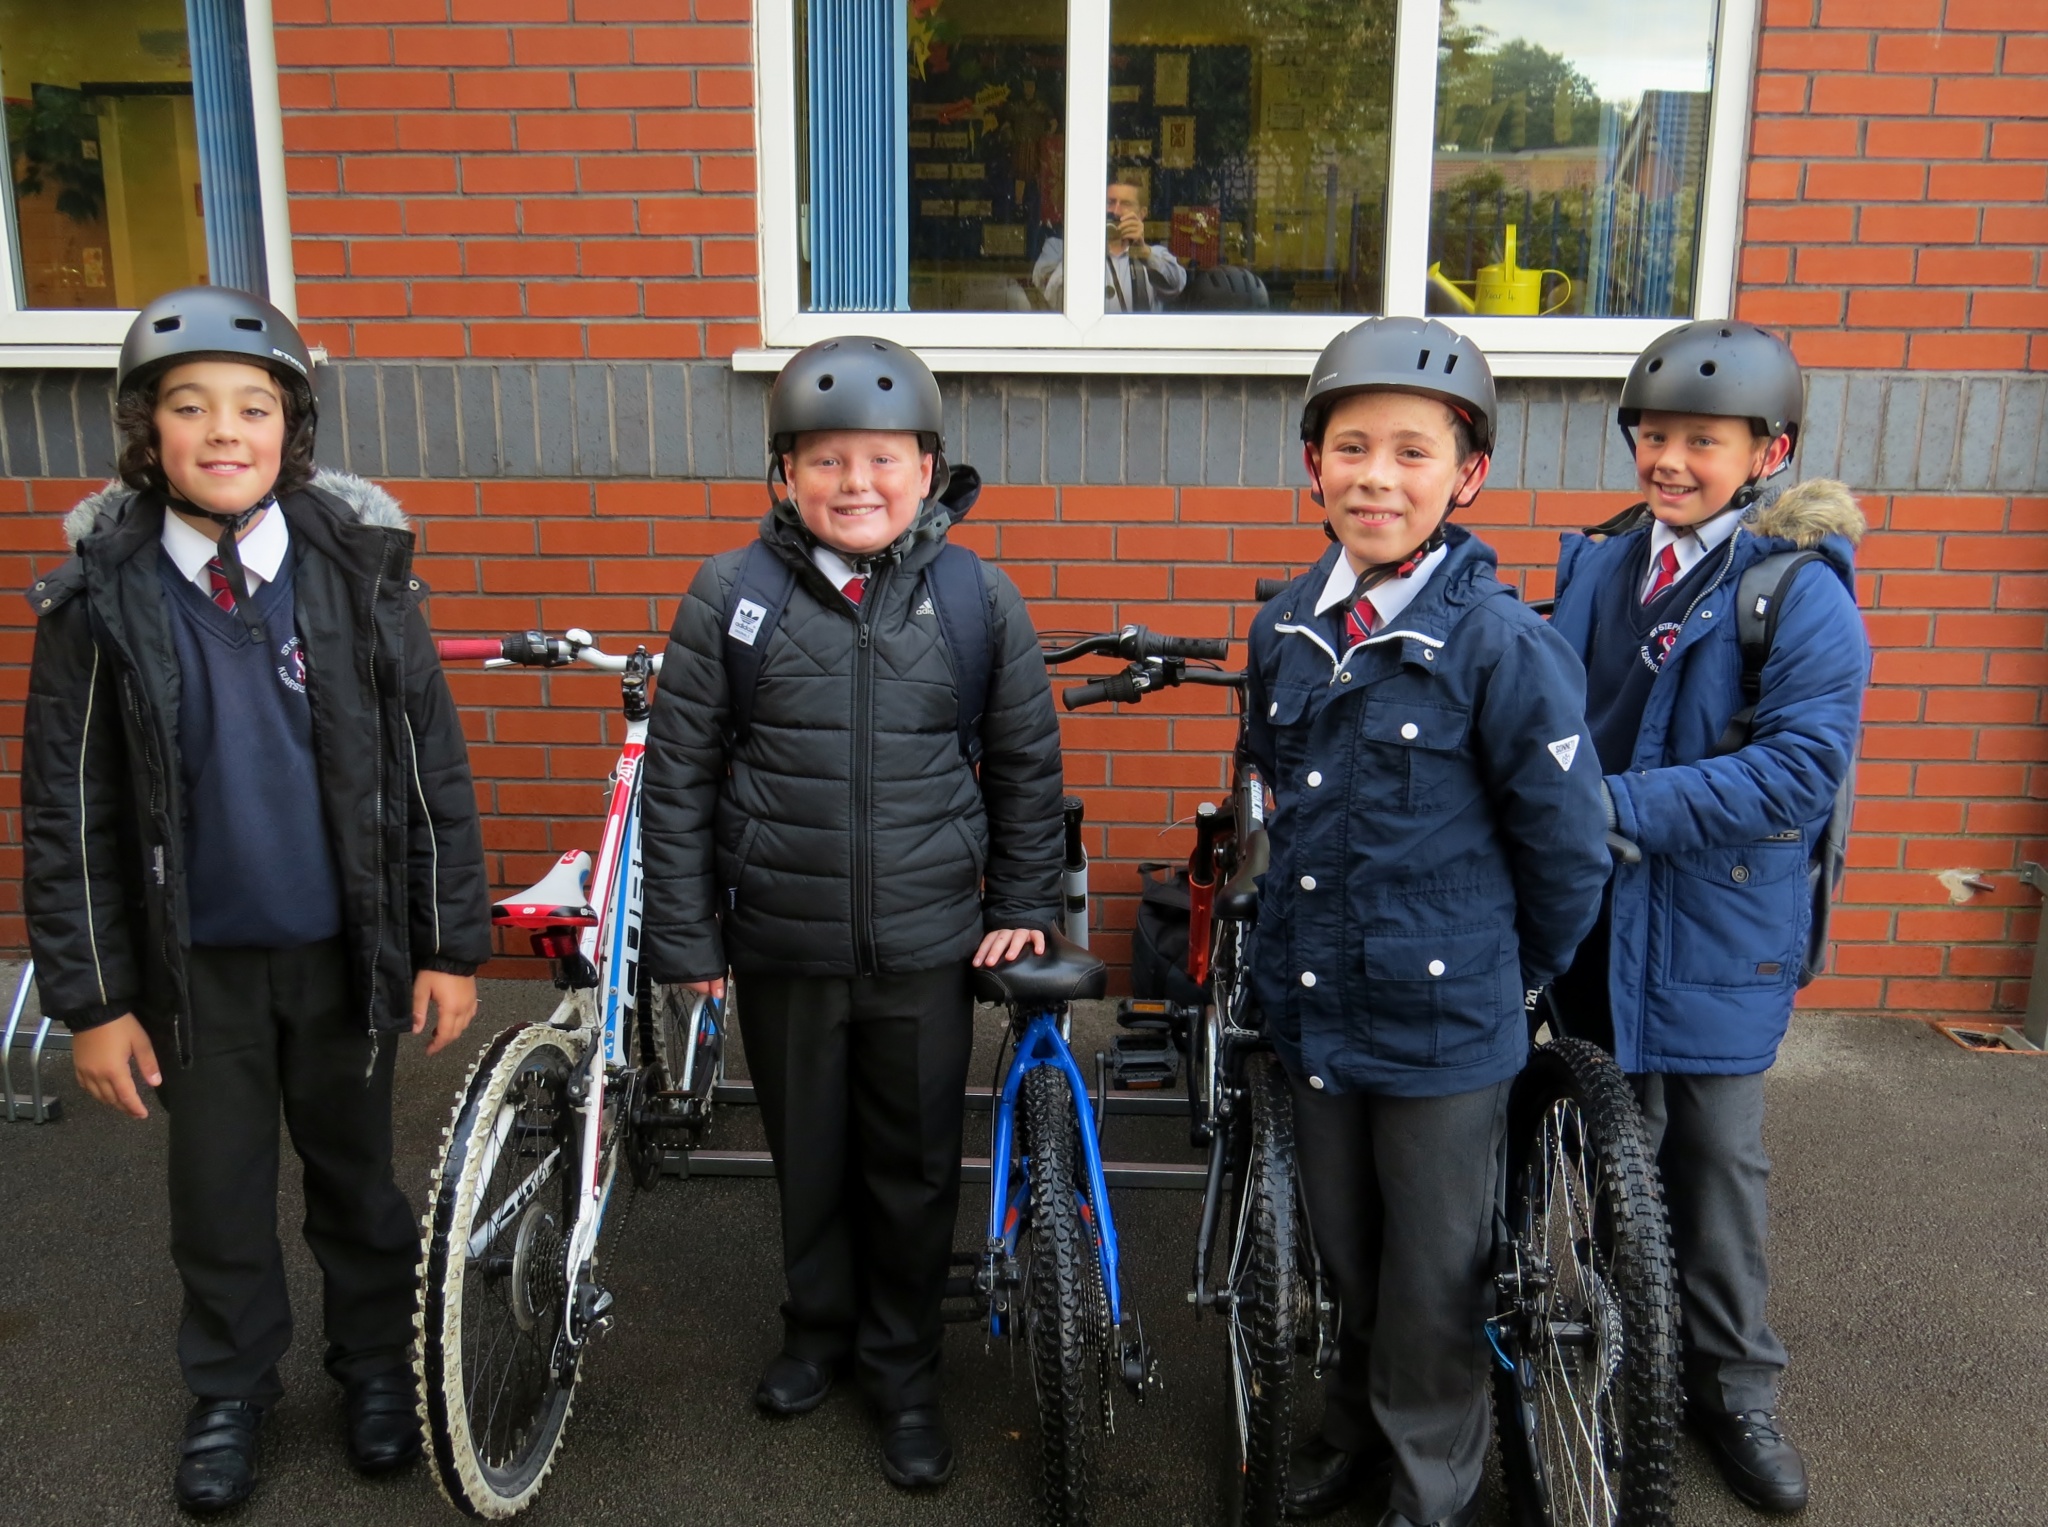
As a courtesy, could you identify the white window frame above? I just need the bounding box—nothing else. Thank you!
[0,0,297,367]
[744,0,1757,377]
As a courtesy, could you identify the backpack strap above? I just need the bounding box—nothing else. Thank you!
[1713,550,1823,757]
[721,539,799,748]
[922,541,993,765]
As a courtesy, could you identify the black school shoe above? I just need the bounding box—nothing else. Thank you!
[879,1406,955,1488]
[1284,1435,1392,1519]
[345,1369,422,1475]
[1691,1405,1810,1515]
[175,1399,264,1515]
[754,1353,835,1417]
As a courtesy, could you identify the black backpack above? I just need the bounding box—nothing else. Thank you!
[1713,551,1857,988]
[721,537,994,764]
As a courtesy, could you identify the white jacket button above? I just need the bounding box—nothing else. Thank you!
[1306,770,1323,787]
[1428,959,1446,976]
[1401,722,1419,740]
[1300,874,1316,891]
[1300,971,1317,987]
[1269,701,1279,716]
[1308,1075,1326,1090]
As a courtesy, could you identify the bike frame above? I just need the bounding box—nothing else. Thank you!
[985,1008,1127,1334]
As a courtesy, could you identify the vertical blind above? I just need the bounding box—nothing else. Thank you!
[186,0,268,296]
[807,0,909,311]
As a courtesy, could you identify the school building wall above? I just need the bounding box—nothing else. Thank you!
[0,0,2044,1017]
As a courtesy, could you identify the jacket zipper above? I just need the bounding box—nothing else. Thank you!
[851,568,881,976]
[123,668,186,1057]
[363,542,391,1072]
[404,712,440,955]
[78,649,108,1004]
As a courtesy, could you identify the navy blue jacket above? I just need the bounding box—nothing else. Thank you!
[1245,527,1611,1098]
[1548,481,1870,1075]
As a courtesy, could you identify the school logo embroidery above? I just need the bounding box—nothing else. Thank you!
[728,598,768,646]
[276,635,307,693]
[1547,734,1580,772]
[1639,621,1682,673]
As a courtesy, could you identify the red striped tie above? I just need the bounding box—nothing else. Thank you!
[205,557,237,613]
[842,575,866,605]
[1643,543,1680,604]
[1346,595,1377,646]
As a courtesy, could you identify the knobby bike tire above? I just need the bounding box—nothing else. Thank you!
[1223,1051,1307,1527]
[1021,1063,1109,1527]
[418,1024,586,1519]
[1494,1038,1679,1527]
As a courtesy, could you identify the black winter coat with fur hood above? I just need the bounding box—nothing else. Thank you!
[21,470,491,1064]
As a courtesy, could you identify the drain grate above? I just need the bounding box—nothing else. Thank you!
[1933,1021,2048,1055]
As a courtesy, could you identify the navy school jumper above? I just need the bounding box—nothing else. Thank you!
[1244,527,1611,1098]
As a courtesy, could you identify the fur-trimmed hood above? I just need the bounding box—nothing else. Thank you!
[1751,477,1864,550]
[61,469,409,550]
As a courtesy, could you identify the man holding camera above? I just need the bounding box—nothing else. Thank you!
[1033,176,1188,312]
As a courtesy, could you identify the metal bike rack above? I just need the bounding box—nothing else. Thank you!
[2,962,65,1124]
[661,1078,1206,1189]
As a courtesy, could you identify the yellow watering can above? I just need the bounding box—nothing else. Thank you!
[1428,225,1573,316]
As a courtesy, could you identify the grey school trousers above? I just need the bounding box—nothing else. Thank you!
[1288,1074,1511,1524]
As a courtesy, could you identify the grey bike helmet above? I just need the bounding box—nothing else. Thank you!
[1300,316,1497,456]
[1617,320,1803,450]
[117,285,314,405]
[767,335,949,507]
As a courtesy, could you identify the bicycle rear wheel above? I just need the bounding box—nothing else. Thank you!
[1220,1051,1316,1527]
[1494,1038,1679,1527]
[1020,1062,1110,1527]
[418,1024,586,1519]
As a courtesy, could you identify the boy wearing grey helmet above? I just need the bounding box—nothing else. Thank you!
[21,287,490,1512]
[1548,320,1870,1515]
[1245,317,1610,1527]
[640,336,1064,1489]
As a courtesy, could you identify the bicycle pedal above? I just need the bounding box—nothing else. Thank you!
[1109,1031,1180,1090]
[1115,998,1194,1032]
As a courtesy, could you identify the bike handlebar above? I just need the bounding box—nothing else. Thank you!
[1253,577,1288,602]
[1063,672,1145,710]
[436,628,662,674]
[1042,624,1230,665]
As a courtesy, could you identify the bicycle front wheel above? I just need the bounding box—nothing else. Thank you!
[1494,1037,1679,1527]
[418,1024,587,1519]
[1221,1051,1314,1527]
[1020,1062,1109,1527]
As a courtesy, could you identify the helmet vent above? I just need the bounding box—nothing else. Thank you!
[153,317,181,333]
[1720,327,1733,337]
[877,376,894,390]
[233,316,264,332]
[1699,360,1718,377]
[1443,353,1459,374]
[817,374,835,390]
[1416,349,1431,369]
[1646,357,1664,372]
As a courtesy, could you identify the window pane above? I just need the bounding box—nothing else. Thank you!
[1428,0,1715,319]
[1091,0,1397,314]
[798,0,1068,313]
[2,1,211,309]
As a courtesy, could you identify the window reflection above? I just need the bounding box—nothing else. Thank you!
[2,0,209,310]
[1428,0,1715,318]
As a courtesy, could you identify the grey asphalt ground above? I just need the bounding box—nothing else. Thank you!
[3,980,2044,1526]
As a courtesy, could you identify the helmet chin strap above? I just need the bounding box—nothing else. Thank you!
[167,492,275,641]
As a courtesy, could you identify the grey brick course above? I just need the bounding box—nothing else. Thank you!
[6,364,2044,498]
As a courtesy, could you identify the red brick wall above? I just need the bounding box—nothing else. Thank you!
[8,476,2043,1016]
[274,0,764,362]
[1740,0,2048,370]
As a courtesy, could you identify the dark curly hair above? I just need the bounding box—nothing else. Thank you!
[115,354,318,501]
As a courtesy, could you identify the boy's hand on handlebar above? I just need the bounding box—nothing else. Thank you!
[72,1014,159,1119]
[414,971,480,1055]
[685,977,727,999]
[973,928,1046,967]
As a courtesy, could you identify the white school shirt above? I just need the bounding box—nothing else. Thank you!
[1641,508,1742,600]
[1312,544,1450,632]
[160,502,290,595]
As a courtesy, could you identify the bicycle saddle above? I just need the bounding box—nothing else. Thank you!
[971,929,1107,1008]
[1217,828,1268,922]
[493,849,599,927]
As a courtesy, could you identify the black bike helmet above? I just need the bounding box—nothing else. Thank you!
[1299,316,1497,456]
[767,335,949,510]
[1617,320,1803,450]
[117,285,314,406]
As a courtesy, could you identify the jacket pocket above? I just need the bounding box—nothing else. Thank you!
[1657,841,1805,990]
[1358,698,1473,814]
[1362,923,1519,1066]
[1264,685,1316,786]
[949,814,989,879]
[717,817,763,911]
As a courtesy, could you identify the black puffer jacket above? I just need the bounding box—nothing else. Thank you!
[641,498,1064,981]
[21,471,492,1063]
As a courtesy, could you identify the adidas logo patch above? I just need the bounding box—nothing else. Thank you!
[914,596,935,616]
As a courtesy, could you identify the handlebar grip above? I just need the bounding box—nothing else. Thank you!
[437,638,506,661]
[1140,632,1231,662]
[1254,577,1288,602]
[1604,830,1644,867]
[1063,672,1143,710]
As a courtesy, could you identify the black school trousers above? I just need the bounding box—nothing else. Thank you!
[152,940,419,1404]
[736,963,973,1413]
